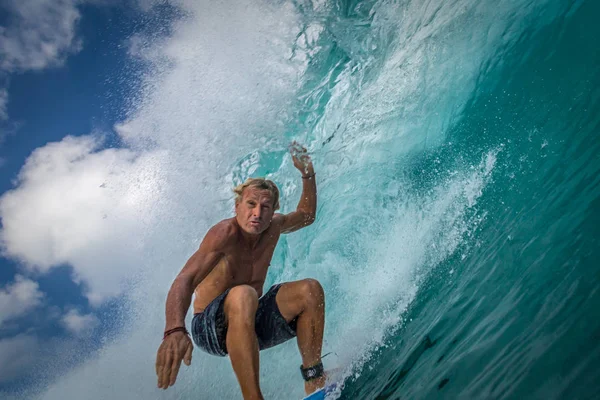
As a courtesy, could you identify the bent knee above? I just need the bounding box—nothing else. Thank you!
[300,278,325,305]
[224,285,259,318]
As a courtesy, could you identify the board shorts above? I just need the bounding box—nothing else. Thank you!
[191,284,298,357]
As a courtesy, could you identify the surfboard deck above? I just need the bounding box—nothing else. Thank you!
[302,383,338,400]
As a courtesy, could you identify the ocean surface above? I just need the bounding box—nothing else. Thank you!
[24,0,600,399]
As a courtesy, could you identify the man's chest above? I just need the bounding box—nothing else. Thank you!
[226,236,279,281]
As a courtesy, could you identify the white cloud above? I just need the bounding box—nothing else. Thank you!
[0,0,83,126]
[0,134,168,305]
[0,334,39,383]
[0,0,130,124]
[0,0,83,72]
[0,275,44,327]
[0,0,156,73]
[61,309,99,336]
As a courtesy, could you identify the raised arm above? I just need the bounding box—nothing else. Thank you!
[276,142,317,234]
[156,221,233,390]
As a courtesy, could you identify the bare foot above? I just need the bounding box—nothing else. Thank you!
[304,374,327,395]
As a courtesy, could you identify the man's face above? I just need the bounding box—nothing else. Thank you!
[235,187,275,235]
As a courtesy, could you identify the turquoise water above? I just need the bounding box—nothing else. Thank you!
[26,0,600,399]
[312,0,600,398]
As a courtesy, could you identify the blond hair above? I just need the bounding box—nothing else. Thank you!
[233,178,280,211]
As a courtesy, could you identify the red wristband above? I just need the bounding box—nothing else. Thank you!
[163,327,189,340]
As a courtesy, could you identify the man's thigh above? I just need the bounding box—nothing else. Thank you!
[273,279,311,323]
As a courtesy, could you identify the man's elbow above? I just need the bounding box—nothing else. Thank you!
[304,213,316,225]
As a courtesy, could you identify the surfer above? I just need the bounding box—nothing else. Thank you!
[155,142,326,399]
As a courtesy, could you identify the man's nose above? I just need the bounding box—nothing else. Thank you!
[253,206,261,218]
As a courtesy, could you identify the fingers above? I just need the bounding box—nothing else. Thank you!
[289,141,308,155]
[156,366,163,388]
[299,154,311,163]
[184,342,193,366]
[157,351,170,389]
[164,351,174,389]
[156,345,166,388]
[156,344,175,389]
[156,337,193,389]
[155,347,163,376]
[169,354,182,387]
[289,143,311,169]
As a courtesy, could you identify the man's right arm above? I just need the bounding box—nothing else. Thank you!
[163,221,233,331]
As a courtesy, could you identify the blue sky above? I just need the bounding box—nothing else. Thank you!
[0,1,177,392]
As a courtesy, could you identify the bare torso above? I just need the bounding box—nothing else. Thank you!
[193,218,281,313]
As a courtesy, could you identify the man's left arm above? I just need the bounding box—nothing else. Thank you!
[275,143,317,234]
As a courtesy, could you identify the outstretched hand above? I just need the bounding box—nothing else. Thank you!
[289,141,314,176]
[155,332,193,389]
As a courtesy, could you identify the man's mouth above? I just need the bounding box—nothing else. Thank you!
[249,221,261,227]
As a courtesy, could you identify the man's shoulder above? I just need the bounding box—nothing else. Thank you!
[205,219,238,246]
[271,213,285,226]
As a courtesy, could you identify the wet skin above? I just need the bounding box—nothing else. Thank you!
[155,143,325,398]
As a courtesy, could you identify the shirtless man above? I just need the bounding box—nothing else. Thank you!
[155,143,325,399]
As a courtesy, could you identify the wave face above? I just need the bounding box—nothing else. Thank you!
[31,0,600,399]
